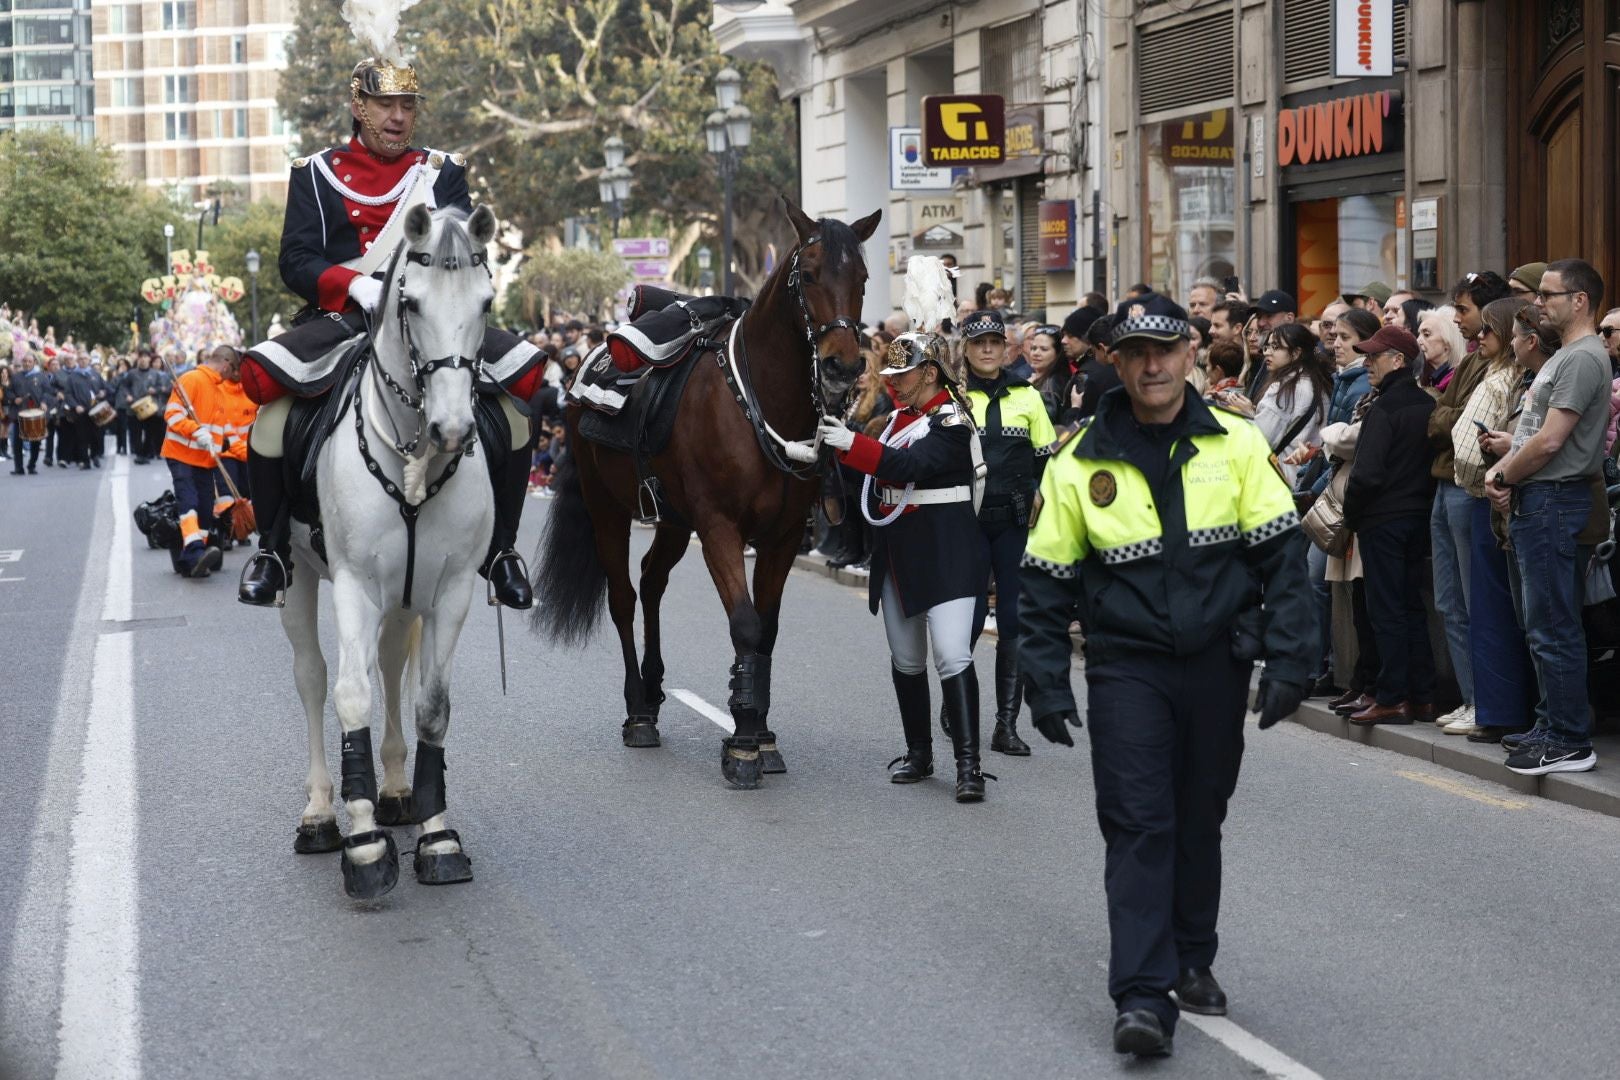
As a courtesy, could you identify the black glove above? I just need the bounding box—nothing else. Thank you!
[1032,710,1083,747]
[1255,677,1307,730]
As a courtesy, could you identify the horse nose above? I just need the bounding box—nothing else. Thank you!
[429,420,465,453]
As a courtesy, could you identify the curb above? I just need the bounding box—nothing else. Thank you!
[793,552,1620,820]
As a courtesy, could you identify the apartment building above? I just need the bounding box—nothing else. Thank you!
[0,0,97,141]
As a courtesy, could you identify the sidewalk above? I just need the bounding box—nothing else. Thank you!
[792,553,1620,820]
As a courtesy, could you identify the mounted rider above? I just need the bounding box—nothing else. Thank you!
[236,55,543,609]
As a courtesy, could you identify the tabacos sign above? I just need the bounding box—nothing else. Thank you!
[922,94,1005,165]
[1277,90,1400,168]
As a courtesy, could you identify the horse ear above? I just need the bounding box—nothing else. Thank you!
[404,203,434,246]
[781,196,817,241]
[467,205,498,248]
[851,208,883,242]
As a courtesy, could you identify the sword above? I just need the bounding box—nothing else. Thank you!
[496,603,508,696]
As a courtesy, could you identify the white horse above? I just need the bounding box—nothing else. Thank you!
[280,203,497,900]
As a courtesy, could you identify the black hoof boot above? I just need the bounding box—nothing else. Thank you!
[721,736,762,789]
[758,730,786,774]
[413,829,474,885]
[887,751,933,783]
[374,792,416,826]
[340,829,399,900]
[622,716,661,748]
[293,819,343,854]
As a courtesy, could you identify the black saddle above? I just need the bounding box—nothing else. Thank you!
[577,354,702,458]
[607,294,750,371]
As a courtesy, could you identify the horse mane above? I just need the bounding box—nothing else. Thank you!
[428,207,475,268]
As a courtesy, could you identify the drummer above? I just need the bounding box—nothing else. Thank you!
[5,352,44,474]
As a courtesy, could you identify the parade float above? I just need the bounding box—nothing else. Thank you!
[139,250,248,356]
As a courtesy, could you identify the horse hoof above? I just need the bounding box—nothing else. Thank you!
[413,829,473,885]
[293,819,343,854]
[374,792,416,826]
[340,829,399,900]
[758,733,786,774]
[721,736,763,790]
[622,717,661,749]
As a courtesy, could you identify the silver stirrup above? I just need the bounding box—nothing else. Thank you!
[485,550,523,607]
[241,550,289,608]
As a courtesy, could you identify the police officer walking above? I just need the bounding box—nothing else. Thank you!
[959,309,1057,754]
[1018,294,1314,1056]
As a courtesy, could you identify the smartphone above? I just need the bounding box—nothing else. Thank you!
[1222,275,1240,296]
[1472,420,1490,434]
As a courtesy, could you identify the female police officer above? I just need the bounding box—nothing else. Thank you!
[959,309,1057,755]
[815,331,992,802]
[1018,293,1314,1056]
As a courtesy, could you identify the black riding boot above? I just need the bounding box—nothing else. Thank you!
[238,447,292,606]
[989,637,1031,756]
[480,443,533,609]
[941,666,991,802]
[888,666,933,783]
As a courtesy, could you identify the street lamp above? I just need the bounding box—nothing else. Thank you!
[245,249,261,342]
[696,245,714,293]
[705,68,752,296]
[163,222,174,265]
[597,136,633,239]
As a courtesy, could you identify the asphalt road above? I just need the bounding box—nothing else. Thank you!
[4,456,1620,1079]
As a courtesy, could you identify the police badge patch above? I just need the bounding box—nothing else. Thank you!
[1089,470,1117,507]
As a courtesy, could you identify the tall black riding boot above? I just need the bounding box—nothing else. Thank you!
[480,443,533,610]
[238,447,292,607]
[888,666,934,783]
[989,636,1031,756]
[941,666,991,802]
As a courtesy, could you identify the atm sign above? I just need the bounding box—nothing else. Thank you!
[922,94,1005,165]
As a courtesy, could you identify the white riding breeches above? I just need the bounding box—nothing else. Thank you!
[881,575,975,680]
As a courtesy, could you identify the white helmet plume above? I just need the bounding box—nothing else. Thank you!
[342,0,424,64]
[903,255,958,336]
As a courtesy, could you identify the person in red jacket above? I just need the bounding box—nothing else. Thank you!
[236,57,542,608]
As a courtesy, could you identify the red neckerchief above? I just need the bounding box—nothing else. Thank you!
[886,389,951,440]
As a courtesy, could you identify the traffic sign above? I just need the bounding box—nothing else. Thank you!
[612,237,670,258]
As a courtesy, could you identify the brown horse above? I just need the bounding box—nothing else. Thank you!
[531,200,881,788]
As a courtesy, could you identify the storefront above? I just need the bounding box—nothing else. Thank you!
[1141,106,1238,303]
[1275,81,1405,316]
[974,104,1049,315]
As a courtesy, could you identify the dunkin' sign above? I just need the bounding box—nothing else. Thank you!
[1276,90,1400,168]
[1333,0,1394,78]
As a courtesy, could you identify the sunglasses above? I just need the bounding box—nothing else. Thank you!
[1603,328,1620,339]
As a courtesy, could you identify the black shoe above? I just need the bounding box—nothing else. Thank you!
[187,546,223,578]
[890,666,933,784]
[941,667,994,802]
[238,550,290,606]
[1113,1010,1172,1057]
[1501,726,1545,752]
[484,548,533,609]
[1174,967,1227,1016]
[1309,674,1344,698]
[989,638,1030,756]
[1467,725,1528,744]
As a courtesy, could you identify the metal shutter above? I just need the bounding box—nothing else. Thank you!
[1137,10,1234,116]
[1018,177,1046,316]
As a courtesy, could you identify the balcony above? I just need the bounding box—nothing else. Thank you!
[712,1,813,97]
[787,0,939,37]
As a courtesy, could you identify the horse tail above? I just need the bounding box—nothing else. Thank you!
[529,452,607,645]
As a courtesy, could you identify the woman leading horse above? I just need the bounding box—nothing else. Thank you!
[533,199,880,788]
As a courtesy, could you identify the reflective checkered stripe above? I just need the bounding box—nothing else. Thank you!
[1021,552,1077,579]
[993,425,1030,438]
[1096,537,1164,565]
[1188,524,1243,548]
[1243,510,1300,546]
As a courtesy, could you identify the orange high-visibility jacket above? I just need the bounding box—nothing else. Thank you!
[162,365,259,468]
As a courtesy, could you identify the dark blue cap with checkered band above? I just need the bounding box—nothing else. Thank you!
[1109,293,1191,347]
[960,310,1006,339]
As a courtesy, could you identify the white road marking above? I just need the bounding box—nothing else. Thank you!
[55,456,142,1080]
[1179,1013,1326,1080]
[669,688,734,733]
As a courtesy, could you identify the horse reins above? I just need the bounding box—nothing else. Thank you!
[352,235,489,607]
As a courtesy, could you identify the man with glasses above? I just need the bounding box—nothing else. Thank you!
[1508,262,1547,301]
[1598,308,1620,366]
[1485,258,1610,775]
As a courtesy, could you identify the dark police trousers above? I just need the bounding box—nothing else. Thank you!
[1084,640,1250,1031]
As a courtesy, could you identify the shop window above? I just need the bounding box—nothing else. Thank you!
[1293,194,1401,317]
[1143,108,1237,303]
[982,15,1042,104]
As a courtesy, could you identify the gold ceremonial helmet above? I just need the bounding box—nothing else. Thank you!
[350,58,423,101]
[881,331,962,384]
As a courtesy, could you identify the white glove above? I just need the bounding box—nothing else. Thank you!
[782,440,818,464]
[817,415,855,452]
[195,428,216,455]
[348,275,384,313]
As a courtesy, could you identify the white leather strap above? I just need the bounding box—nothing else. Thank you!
[880,484,970,506]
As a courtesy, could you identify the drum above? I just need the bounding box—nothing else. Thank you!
[131,394,159,421]
[18,408,47,442]
[89,400,116,427]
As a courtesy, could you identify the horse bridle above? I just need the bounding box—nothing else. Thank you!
[367,244,490,457]
[785,234,860,419]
